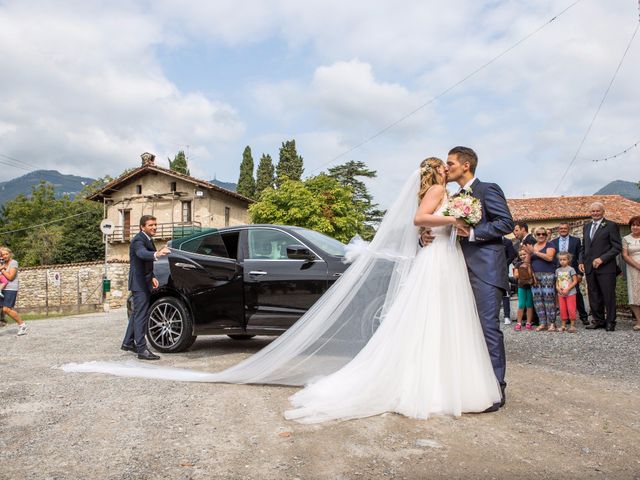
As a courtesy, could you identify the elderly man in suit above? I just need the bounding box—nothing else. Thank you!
[550,222,589,325]
[579,202,622,332]
[122,215,171,359]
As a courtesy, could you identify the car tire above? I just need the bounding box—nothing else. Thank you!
[227,334,256,340]
[146,297,197,353]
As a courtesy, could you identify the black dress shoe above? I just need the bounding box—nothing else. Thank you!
[580,317,590,326]
[585,323,605,330]
[137,348,160,360]
[605,324,616,332]
[120,344,136,352]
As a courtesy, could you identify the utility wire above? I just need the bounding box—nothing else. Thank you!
[0,153,42,171]
[586,139,640,162]
[310,0,584,173]
[553,19,640,192]
[0,211,95,235]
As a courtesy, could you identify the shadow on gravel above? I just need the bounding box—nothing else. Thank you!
[175,336,276,359]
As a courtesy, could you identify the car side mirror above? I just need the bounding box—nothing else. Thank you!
[286,245,315,261]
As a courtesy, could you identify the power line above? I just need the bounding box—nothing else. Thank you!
[0,211,96,235]
[585,139,640,162]
[0,153,42,171]
[309,0,584,173]
[553,18,640,192]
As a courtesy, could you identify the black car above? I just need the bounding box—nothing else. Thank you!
[141,225,348,352]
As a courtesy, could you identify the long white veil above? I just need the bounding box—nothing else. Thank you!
[62,170,422,386]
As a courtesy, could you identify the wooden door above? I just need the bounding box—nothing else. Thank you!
[123,210,131,240]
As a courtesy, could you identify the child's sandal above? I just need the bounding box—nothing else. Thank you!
[548,324,557,332]
[568,326,576,333]
[535,325,547,332]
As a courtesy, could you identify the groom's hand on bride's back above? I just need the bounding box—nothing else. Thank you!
[420,229,435,247]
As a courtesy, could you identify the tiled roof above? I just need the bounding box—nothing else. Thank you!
[507,194,640,225]
[88,163,253,204]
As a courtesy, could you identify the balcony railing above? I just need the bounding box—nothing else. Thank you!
[108,221,203,243]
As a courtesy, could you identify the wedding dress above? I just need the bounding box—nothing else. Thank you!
[283,196,501,423]
[62,170,501,422]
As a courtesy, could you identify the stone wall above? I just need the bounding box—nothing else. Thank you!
[13,261,130,315]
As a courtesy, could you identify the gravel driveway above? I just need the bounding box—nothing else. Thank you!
[1,309,639,479]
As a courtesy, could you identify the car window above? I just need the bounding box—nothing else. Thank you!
[180,232,229,258]
[247,229,301,260]
[220,231,239,260]
[292,227,346,257]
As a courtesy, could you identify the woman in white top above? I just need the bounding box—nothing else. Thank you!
[0,247,28,335]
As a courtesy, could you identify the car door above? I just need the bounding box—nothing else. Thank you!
[169,230,244,330]
[241,227,329,332]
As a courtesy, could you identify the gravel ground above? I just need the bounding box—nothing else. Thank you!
[1,309,639,479]
[503,311,640,389]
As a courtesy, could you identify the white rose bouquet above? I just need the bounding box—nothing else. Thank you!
[445,192,482,226]
[444,191,483,246]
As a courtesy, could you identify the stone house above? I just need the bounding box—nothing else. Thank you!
[88,152,253,261]
[507,194,640,238]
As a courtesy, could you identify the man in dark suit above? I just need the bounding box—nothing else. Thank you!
[122,215,171,360]
[446,146,515,411]
[550,222,589,325]
[512,222,536,263]
[579,202,622,331]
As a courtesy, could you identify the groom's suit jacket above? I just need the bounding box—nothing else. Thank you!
[459,179,515,292]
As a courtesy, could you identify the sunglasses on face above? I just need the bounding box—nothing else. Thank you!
[536,233,547,237]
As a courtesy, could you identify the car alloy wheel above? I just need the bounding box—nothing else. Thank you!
[146,297,196,352]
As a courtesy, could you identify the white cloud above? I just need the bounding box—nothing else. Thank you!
[0,0,638,208]
[0,1,244,180]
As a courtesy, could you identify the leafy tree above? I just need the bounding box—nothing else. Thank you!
[249,175,364,243]
[0,182,104,266]
[327,160,384,239]
[255,153,275,197]
[236,146,256,198]
[168,150,190,175]
[275,139,304,187]
[52,199,104,265]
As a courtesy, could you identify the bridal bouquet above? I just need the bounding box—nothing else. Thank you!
[445,192,482,226]
[444,191,482,247]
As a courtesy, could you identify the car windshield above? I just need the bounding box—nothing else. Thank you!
[292,228,346,257]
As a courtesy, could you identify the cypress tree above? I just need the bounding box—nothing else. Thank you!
[236,146,256,198]
[255,154,275,197]
[275,139,304,187]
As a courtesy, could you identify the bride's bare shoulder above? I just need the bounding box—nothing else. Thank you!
[423,184,446,199]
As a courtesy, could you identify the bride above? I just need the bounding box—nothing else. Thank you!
[63,157,501,423]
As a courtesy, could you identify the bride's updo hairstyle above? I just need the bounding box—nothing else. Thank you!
[418,157,445,201]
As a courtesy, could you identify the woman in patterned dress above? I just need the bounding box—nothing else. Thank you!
[622,215,640,331]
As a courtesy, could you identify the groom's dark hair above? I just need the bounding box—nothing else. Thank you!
[448,146,478,174]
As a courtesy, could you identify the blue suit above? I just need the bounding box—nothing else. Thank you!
[459,179,514,391]
[123,231,157,352]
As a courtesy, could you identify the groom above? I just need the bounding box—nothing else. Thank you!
[424,146,514,411]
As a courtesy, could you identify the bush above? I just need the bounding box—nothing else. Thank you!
[616,277,629,307]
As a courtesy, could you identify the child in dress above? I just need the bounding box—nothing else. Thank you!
[555,252,579,333]
[513,249,536,331]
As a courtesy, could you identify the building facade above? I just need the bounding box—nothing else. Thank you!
[89,153,253,260]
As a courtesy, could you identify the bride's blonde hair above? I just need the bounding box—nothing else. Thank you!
[418,157,445,201]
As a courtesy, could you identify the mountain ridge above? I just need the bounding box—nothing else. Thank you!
[0,170,96,206]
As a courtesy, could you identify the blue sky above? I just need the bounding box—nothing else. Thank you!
[0,0,638,208]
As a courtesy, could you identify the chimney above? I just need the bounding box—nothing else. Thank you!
[140,152,156,166]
